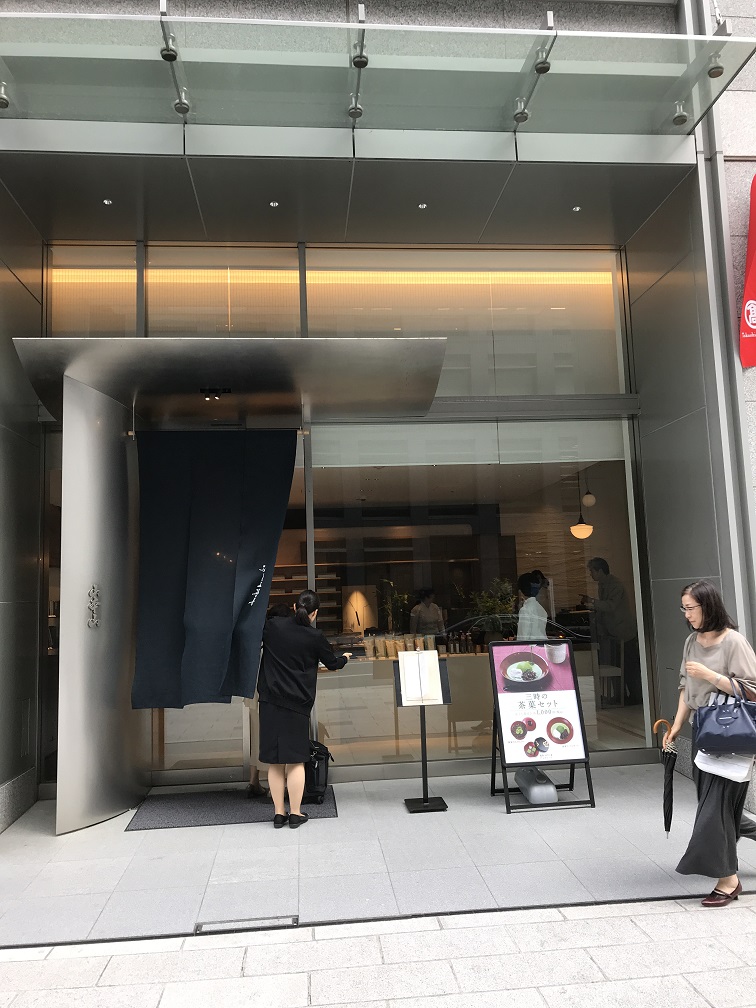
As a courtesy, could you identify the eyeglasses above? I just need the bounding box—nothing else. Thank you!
[680,605,701,614]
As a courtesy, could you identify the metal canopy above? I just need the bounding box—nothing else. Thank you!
[12,337,447,424]
[0,13,753,136]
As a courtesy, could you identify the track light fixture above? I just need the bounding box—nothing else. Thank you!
[672,101,689,127]
[0,83,9,111]
[348,96,363,119]
[173,89,191,116]
[534,47,551,74]
[513,98,530,124]
[352,50,369,69]
[707,53,725,79]
[160,33,178,62]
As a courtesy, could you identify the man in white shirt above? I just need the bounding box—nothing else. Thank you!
[517,572,548,640]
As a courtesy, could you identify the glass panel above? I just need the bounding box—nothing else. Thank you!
[177,19,353,128]
[0,15,175,123]
[355,26,545,132]
[48,245,137,337]
[520,30,756,135]
[146,246,300,336]
[306,249,623,397]
[0,15,752,134]
[312,420,647,767]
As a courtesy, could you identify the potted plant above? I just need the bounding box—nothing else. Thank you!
[380,579,410,634]
[468,578,516,641]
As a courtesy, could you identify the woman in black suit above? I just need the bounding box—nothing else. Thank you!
[258,590,351,828]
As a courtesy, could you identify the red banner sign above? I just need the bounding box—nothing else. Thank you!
[740,173,756,367]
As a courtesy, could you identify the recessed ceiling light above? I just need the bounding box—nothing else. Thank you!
[269,201,279,207]
[393,327,402,331]
[550,307,567,310]
[417,203,428,210]
[102,199,113,206]
[572,206,581,212]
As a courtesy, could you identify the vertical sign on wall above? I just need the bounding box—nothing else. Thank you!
[740,173,756,367]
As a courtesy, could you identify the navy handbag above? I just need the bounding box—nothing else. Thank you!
[694,679,756,755]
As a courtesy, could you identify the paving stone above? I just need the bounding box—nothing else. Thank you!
[241,935,381,975]
[506,916,651,953]
[310,961,458,1004]
[381,925,517,963]
[0,947,51,962]
[634,907,756,942]
[386,995,547,1008]
[314,918,440,940]
[588,936,745,979]
[0,956,109,991]
[183,927,314,950]
[717,932,756,966]
[453,949,603,992]
[10,985,164,1008]
[687,965,756,1008]
[49,937,184,958]
[439,908,562,928]
[560,901,686,920]
[98,948,244,986]
[540,975,710,1008]
[159,974,309,1008]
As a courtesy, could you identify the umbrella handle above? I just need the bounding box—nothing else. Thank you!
[652,719,672,735]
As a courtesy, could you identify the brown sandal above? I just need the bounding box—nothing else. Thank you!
[701,881,742,907]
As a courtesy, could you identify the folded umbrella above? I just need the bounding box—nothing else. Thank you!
[653,718,678,837]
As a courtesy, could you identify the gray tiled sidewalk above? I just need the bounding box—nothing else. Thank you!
[1,895,756,1008]
[2,765,756,948]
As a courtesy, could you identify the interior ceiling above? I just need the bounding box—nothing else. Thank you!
[288,460,610,510]
[0,152,693,246]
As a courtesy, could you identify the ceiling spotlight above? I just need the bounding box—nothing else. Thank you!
[352,51,369,69]
[418,203,428,210]
[348,99,363,120]
[513,98,530,124]
[707,53,725,79]
[572,206,581,212]
[204,396,211,401]
[102,199,113,206]
[173,89,191,116]
[214,395,220,400]
[672,101,689,127]
[160,34,178,62]
[269,201,279,207]
[0,83,9,110]
[534,47,551,74]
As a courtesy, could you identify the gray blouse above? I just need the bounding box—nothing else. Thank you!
[679,629,756,714]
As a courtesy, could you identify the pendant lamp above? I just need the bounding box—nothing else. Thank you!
[570,473,593,539]
[581,488,596,508]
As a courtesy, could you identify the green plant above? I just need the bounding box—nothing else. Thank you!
[468,577,516,633]
[380,579,410,633]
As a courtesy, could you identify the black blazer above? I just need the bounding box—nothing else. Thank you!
[258,615,347,714]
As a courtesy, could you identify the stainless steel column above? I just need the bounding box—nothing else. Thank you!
[56,375,150,834]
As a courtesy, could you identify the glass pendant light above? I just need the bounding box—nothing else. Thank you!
[570,473,593,539]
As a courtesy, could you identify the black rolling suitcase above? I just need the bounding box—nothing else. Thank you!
[303,740,333,804]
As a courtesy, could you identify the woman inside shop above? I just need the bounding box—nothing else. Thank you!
[258,590,351,829]
[516,571,548,640]
[664,580,756,906]
[409,588,446,636]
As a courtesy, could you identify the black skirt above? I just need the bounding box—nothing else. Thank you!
[677,733,752,879]
[258,700,311,765]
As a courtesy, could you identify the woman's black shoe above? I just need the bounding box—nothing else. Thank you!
[273,814,289,829]
[289,813,309,829]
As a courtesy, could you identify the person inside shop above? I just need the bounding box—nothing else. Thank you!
[517,571,548,640]
[257,589,351,829]
[409,588,446,637]
[580,557,642,705]
[245,603,291,799]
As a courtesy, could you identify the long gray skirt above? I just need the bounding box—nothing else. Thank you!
[677,736,756,878]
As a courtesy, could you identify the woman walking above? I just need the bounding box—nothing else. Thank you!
[664,580,756,906]
[257,590,351,829]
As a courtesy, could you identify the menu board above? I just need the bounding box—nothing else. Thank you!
[489,640,587,768]
[393,651,451,707]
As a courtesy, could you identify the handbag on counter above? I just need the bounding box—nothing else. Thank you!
[694,679,756,756]
[694,748,755,782]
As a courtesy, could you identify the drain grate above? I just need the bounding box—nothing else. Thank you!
[195,915,298,935]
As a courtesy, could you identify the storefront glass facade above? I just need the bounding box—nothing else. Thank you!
[41,242,650,781]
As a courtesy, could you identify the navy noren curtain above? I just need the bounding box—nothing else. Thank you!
[132,430,296,709]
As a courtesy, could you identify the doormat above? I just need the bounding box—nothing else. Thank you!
[125,786,338,831]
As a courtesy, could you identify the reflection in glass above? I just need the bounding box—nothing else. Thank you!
[306,249,624,397]
[48,246,137,338]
